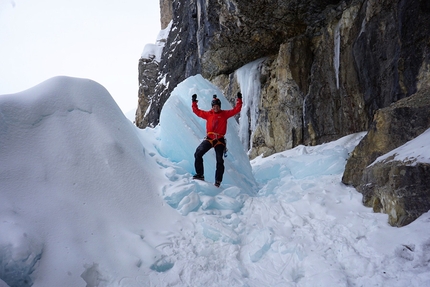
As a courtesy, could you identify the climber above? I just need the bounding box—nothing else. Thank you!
[191,92,243,187]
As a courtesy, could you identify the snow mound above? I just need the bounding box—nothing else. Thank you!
[0,76,182,286]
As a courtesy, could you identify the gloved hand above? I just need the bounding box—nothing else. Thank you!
[237,92,242,99]
[192,94,198,102]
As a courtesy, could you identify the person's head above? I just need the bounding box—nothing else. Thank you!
[211,95,221,112]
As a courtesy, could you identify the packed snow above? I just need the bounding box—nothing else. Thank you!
[1,75,430,287]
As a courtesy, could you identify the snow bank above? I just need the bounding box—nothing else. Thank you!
[0,76,183,286]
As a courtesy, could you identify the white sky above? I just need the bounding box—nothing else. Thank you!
[0,0,160,113]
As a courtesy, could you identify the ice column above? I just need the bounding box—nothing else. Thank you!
[334,20,341,89]
[236,58,265,152]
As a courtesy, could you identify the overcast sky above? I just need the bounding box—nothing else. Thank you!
[0,0,161,113]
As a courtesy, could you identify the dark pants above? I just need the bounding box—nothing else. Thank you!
[194,138,225,182]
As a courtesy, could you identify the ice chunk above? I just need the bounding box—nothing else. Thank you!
[207,195,243,212]
[178,192,202,215]
[162,184,193,208]
[80,263,111,287]
[245,229,274,263]
[201,219,240,244]
[150,256,174,272]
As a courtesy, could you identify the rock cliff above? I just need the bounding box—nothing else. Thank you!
[343,83,430,226]
[137,0,429,151]
[136,0,430,225]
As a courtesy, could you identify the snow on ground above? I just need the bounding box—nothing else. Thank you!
[0,75,430,287]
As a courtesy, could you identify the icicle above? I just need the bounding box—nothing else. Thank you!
[236,58,265,152]
[334,20,341,90]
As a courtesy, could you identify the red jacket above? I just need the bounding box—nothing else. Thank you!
[192,98,242,138]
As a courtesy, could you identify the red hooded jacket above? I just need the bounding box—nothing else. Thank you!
[192,98,242,138]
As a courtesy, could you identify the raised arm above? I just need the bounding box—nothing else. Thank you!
[224,92,243,118]
[191,94,210,119]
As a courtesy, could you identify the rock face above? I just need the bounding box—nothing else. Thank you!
[136,0,430,224]
[137,0,430,152]
[359,160,430,227]
[343,86,430,187]
[159,0,173,29]
[342,84,430,226]
[136,57,159,128]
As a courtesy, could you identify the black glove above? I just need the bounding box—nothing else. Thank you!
[192,94,197,102]
[237,92,242,99]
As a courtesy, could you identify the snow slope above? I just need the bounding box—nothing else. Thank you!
[0,77,184,286]
[1,75,430,286]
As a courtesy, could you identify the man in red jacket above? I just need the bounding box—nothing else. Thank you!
[191,92,243,187]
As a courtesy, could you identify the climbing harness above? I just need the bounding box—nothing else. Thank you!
[205,133,228,158]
